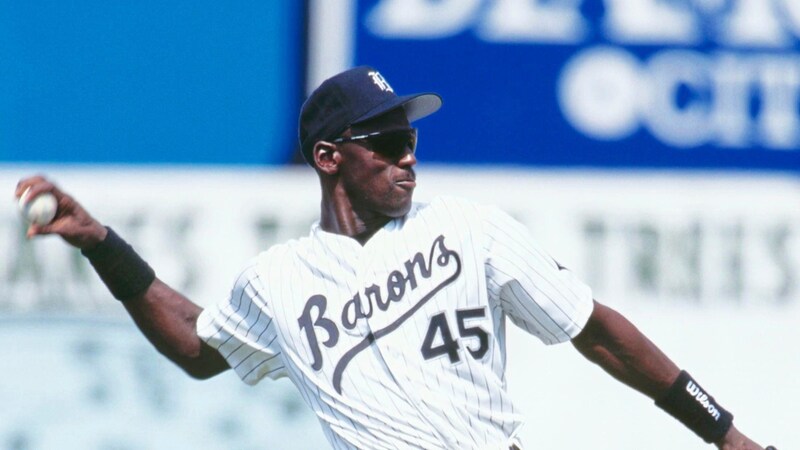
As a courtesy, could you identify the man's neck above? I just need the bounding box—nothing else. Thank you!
[319,195,391,245]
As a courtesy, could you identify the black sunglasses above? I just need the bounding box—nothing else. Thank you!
[333,128,418,159]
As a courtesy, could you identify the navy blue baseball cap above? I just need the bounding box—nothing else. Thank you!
[298,66,442,165]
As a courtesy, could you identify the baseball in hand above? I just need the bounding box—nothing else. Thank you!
[18,188,58,225]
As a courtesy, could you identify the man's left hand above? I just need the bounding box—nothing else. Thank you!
[717,426,768,450]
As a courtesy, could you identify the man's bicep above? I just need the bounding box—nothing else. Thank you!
[196,272,287,385]
[482,205,594,343]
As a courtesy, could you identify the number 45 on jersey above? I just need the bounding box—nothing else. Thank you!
[421,307,489,363]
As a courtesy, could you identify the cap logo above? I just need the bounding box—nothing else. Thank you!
[368,71,394,93]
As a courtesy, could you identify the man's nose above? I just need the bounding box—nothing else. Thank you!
[398,150,417,167]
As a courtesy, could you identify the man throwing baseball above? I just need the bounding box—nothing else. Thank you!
[16,66,774,450]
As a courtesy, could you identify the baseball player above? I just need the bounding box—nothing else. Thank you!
[16,66,775,450]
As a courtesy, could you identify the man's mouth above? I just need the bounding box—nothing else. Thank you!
[395,179,416,189]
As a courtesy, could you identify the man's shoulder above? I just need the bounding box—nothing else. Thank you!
[410,195,503,222]
[241,231,314,271]
[402,195,500,236]
[258,234,313,260]
[413,195,484,213]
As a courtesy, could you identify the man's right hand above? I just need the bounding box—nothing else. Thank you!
[15,175,107,249]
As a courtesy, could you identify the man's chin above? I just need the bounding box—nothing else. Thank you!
[387,199,413,218]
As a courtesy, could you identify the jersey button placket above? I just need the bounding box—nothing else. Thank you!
[345,247,372,338]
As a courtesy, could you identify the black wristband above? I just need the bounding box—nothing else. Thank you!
[81,227,156,301]
[655,370,734,444]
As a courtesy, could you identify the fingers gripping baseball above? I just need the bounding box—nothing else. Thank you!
[15,175,107,249]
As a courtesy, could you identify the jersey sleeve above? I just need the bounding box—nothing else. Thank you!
[196,262,287,385]
[481,205,594,344]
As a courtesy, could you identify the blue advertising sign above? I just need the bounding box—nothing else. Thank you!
[351,0,800,171]
[1,1,303,165]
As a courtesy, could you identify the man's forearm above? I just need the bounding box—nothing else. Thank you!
[82,229,230,379]
[571,301,768,449]
[121,278,228,379]
[571,300,679,399]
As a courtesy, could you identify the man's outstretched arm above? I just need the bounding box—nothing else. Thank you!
[15,175,230,379]
[120,278,230,379]
[572,300,764,450]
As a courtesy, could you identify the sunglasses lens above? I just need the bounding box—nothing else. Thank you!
[371,130,417,158]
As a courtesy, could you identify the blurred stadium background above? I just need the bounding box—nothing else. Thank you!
[1,1,798,449]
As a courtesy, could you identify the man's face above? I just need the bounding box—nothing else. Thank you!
[335,108,418,219]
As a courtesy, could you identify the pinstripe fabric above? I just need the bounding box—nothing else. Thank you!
[196,196,594,450]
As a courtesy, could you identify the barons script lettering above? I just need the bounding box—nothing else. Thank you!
[297,234,462,393]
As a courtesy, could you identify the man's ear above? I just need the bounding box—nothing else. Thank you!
[313,141,340,175]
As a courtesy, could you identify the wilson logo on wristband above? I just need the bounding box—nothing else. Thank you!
[686,381,721,420]
[656,370,733,443]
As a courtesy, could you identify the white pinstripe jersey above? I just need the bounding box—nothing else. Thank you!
[197,196,594,450]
